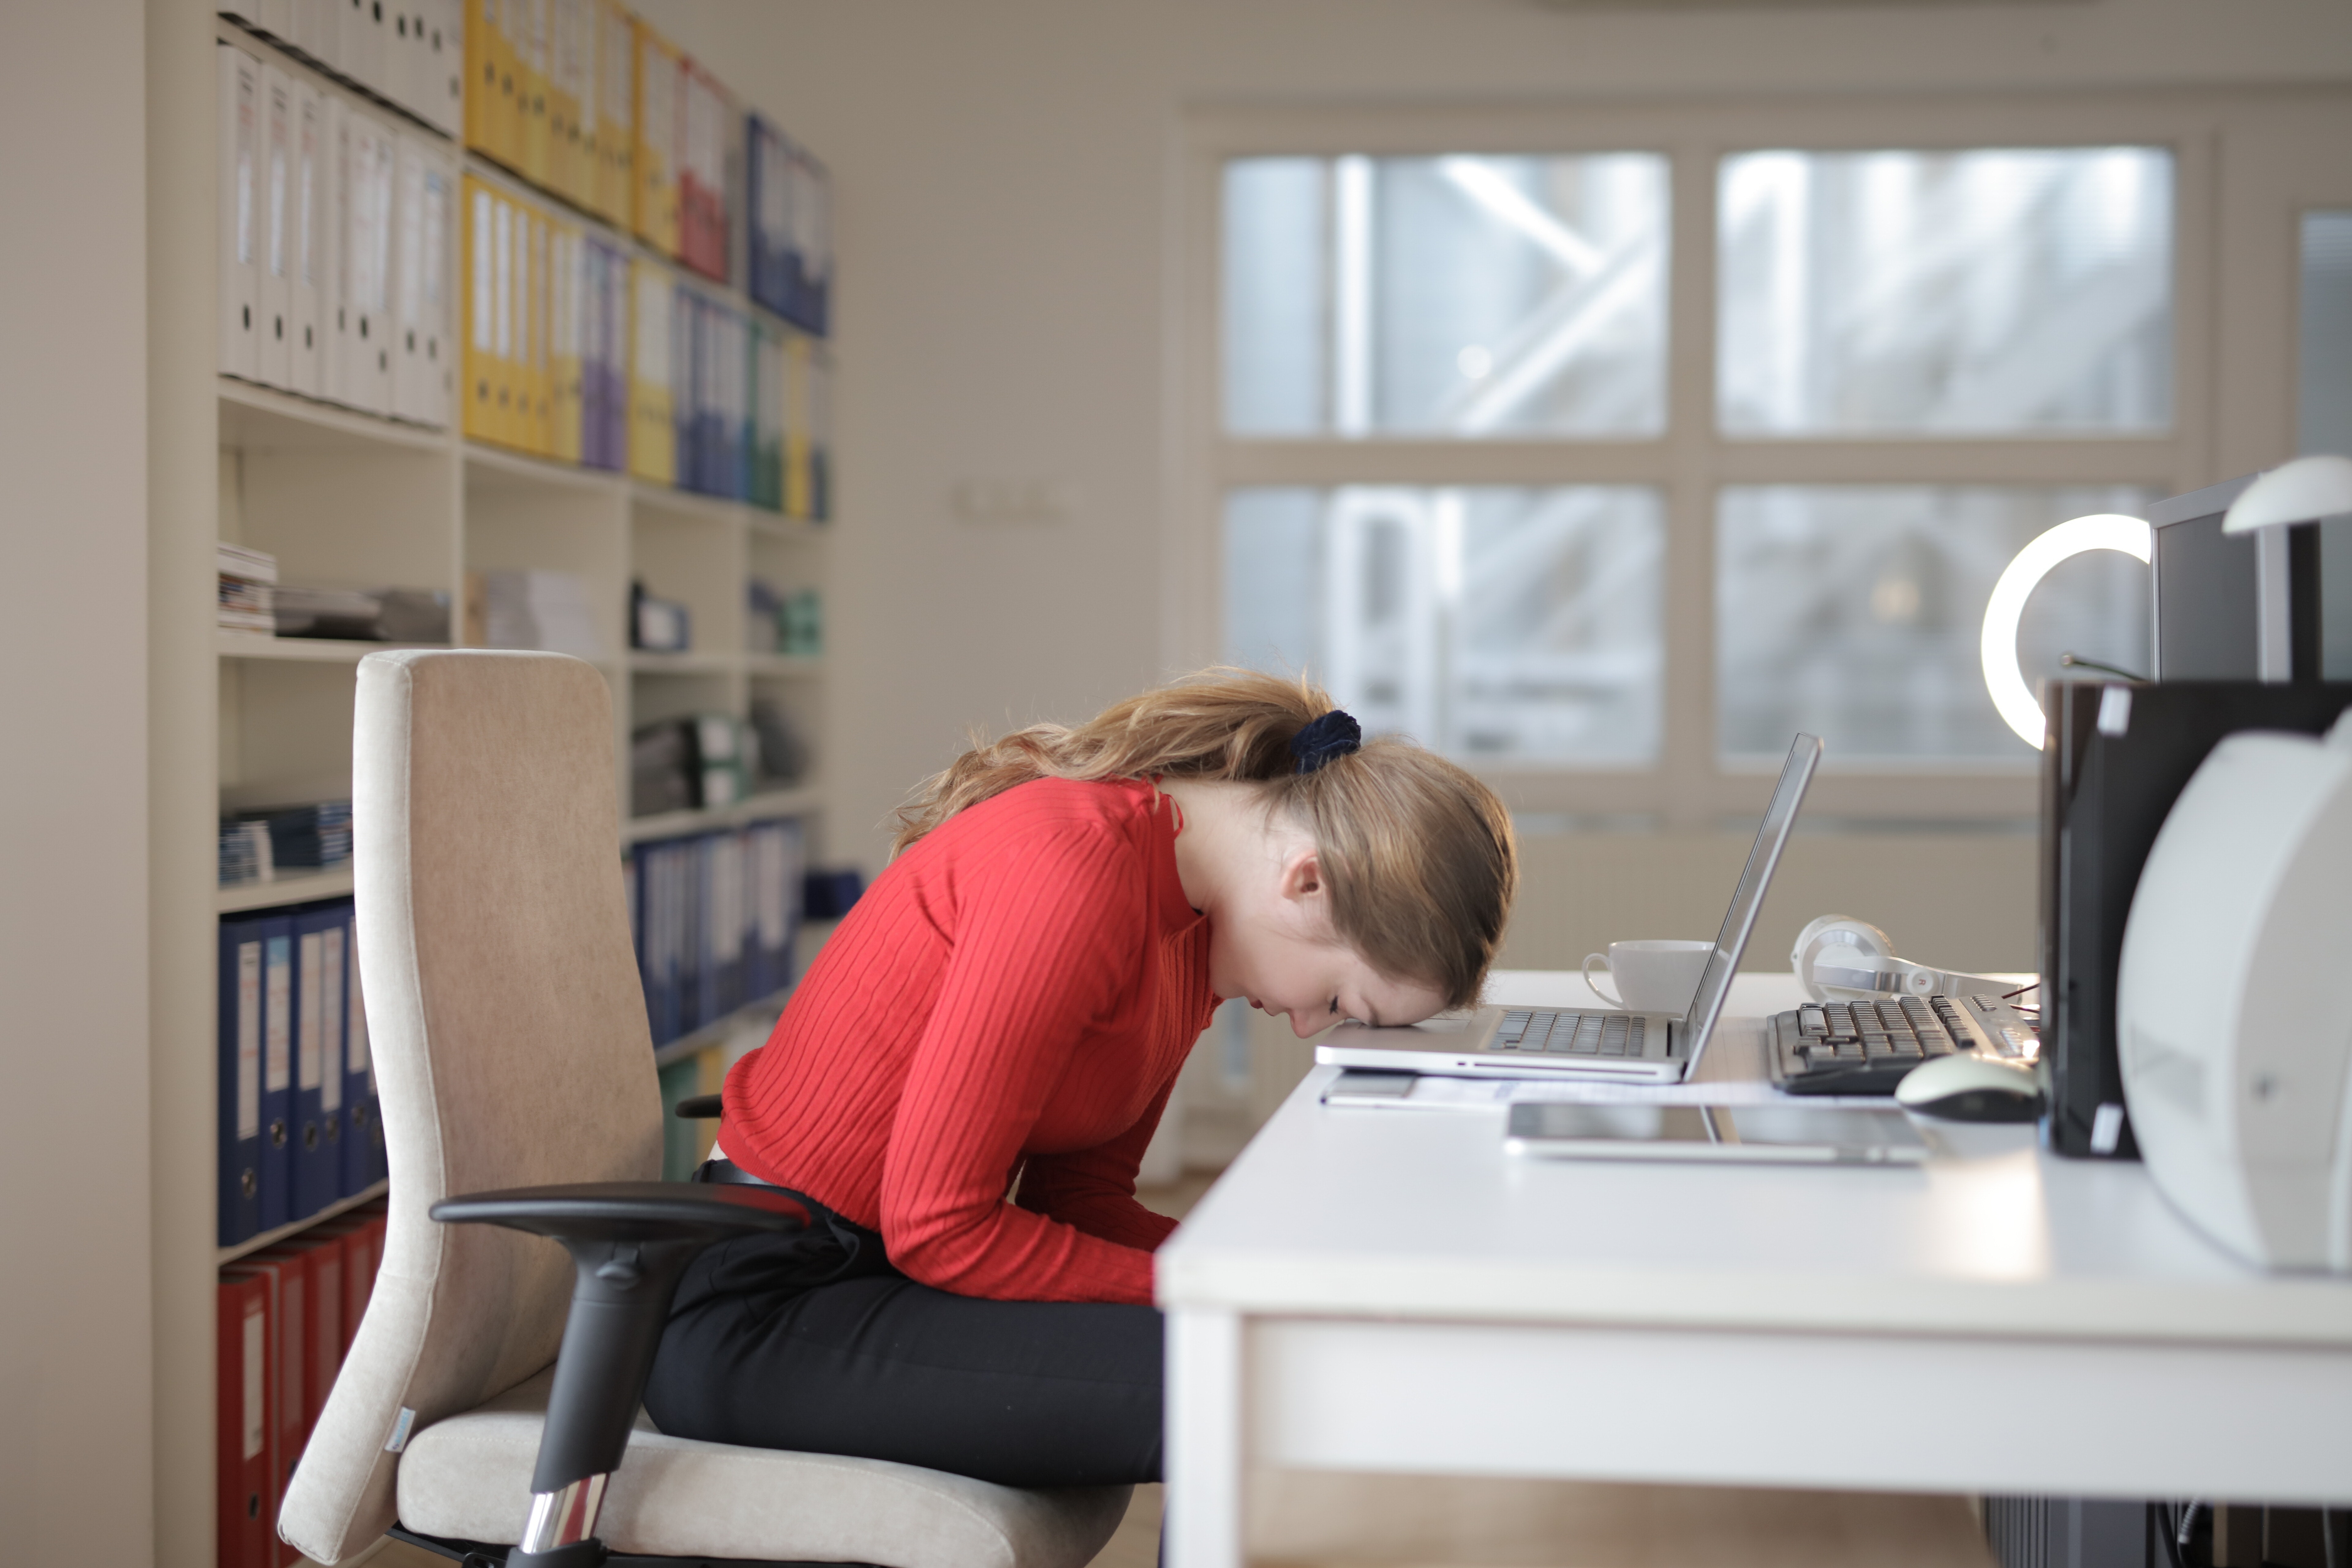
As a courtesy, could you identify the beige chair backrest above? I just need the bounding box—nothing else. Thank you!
[282,650,664,1565]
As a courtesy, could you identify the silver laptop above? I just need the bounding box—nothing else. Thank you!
[1317,733,1823,1083]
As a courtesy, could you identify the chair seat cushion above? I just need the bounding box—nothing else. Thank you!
[396,1368,1133,1568]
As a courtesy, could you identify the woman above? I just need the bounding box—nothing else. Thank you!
[644,669,1517,1488]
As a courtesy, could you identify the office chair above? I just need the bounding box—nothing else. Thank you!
[278,649,1133,1568]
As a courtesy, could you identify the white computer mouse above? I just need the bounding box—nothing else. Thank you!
[1894,1053,2045,1123]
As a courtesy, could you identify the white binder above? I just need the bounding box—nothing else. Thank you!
[289,82,326,398]
[424,0,464,138]
[293,0,340,76]
[344,0,386,96]
[323,94,353,406]
[389,3,428,124]
[338,107,396,415]
[258,65,295,388]
[391,134,453,427]
[218,45,262,383]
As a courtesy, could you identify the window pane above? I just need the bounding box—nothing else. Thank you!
[1227,486,1664,763]
[1718,149,2173,435]
[1223,155,1668,438]
[1717,485,2156,764]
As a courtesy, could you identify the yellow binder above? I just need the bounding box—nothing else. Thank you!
[462,1,494,160]
[592,0,635,228]
[628,257,675,484]
[518,0,552,190]
[547,218,583,465]
[526,199,553,455]
[631,18,680,258]
[545,0,586,207]
[461,175,498,445]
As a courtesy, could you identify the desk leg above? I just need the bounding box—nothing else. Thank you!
[1167,1308,1244,1568]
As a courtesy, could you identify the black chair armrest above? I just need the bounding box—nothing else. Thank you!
[670,1094,723,1120]
[430,1182,805,1504]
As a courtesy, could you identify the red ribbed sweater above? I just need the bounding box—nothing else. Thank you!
[718,776,1217,1305]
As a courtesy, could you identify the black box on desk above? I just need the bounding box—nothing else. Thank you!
[2040,680,2352,1160]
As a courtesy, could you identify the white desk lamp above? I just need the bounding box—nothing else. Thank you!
[1979,513,2151,749]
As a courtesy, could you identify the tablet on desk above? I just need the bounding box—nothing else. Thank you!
[1505,1102,1931,1165]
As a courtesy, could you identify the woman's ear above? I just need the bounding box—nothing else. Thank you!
[1278,845,1324,904]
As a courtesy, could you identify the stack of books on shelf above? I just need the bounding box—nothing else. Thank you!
[219,543,277,634]
[217,897,383,1247]
[628,817,804,1048]
[217,37,454,427]
[217,1199,387,1568]
[746,579,822,657]
[220,798,354,887]
[467,567,608,660]
[632,712,781,816]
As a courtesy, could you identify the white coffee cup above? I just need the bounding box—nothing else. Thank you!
[1583,940,1714,1015]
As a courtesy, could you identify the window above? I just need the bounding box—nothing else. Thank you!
[1226,485,1664,763]
[1223,155,1669,437]
[1192,101,2231,822]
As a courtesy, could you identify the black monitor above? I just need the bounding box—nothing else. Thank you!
[2148,474,2324,681]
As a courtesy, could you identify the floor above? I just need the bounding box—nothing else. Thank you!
[338,1171,1998,1567]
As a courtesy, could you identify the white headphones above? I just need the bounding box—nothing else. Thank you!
[1790,914,2010,1004]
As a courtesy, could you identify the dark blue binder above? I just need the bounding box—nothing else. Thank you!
[312,901,351,1201]
[257,914,296,1232]
[337,900,375,1196]
[291,904,340,1219]
[746,115,789,317]
[217,914,266,1246]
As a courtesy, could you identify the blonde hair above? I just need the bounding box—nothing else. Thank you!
[894,670,1518,1010]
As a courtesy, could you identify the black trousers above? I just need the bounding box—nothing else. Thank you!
[642,1175,1164,1490]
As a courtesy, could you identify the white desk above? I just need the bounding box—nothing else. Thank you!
[1156,972,2352,1568]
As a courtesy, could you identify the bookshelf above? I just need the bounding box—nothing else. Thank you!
[153,6,839,1562]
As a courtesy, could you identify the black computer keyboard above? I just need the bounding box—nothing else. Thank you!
[1767,992,2037,1096]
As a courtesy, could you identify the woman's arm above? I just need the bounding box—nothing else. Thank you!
[877,821,1163,1305]
[1015,1082,1181,1252]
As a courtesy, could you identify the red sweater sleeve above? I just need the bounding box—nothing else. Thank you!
[876,820,1164,1304]
[1017,1079,1182,1253]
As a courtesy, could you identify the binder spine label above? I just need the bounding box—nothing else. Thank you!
[238,942,262,1140]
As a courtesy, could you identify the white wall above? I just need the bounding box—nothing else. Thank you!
[635,0,2352,974]
[0,1,152,1558]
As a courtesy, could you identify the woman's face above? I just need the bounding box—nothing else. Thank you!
[1206,845,1449,1039]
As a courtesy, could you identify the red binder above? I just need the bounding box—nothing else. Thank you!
[216,1272,276,1568]
[240,1248,311,1567]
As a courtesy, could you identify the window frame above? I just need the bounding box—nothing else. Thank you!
[1173,88,2352,827]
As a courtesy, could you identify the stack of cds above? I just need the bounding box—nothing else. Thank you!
[217,819,276,886]
[247,801,354,869]
[218,542,276,635]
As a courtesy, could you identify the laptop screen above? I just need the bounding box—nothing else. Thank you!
[1678,734,1823,1061]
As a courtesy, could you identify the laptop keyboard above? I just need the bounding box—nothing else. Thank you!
[1492,1010,1648,1058]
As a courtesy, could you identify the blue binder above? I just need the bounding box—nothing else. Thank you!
[291,904,339,1219]
[257,915,296,1231]
[311,901,351,1201]
[217,914,266,1245]
[337,900,376,1195]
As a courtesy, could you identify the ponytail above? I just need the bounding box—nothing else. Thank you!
[894,669,1518,1009]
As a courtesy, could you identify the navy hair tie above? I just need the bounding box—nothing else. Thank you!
[1290,710,1362,774]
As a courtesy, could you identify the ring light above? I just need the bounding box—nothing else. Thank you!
[1979,513,2152,749]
